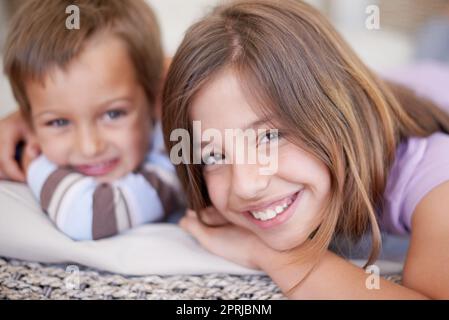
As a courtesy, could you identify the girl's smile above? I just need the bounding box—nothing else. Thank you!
[242,189,304,229]
[190,68,331,251]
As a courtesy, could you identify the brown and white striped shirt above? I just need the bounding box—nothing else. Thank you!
[27,124,184,241]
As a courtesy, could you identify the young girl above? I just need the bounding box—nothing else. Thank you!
[162,0,449,299]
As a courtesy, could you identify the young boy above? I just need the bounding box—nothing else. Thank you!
[2,0,183,240]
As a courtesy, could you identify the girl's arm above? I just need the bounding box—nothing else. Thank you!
[257,247,428,299]
[399,180,449,299]
[264,181,449,299]
[180,192,449,299]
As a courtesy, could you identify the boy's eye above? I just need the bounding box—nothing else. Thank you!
[46,119,69,127]
[104,109,127,120]
[202,152,225,166]
[258,130,280,145]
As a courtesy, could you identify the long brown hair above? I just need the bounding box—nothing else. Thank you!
[162,0,449,267]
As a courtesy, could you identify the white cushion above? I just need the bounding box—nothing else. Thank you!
[0,181,262,275]
[0,181,403,275]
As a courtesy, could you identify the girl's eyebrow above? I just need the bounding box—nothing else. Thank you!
[199,117,272,148]
[243,117,271,130]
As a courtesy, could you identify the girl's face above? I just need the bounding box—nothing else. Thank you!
[191,69,332,250]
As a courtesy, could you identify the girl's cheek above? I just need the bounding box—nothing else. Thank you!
[205,174,226,209]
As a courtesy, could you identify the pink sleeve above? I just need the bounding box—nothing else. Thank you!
[382,133,449,235]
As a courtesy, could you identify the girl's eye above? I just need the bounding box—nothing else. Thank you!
[46,119,69,127]
[104,109,127,120]
[258,130,280,145]
[202,152,225,166]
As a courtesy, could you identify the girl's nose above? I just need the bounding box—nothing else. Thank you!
[76,125,105,158]
[230,163,270,200]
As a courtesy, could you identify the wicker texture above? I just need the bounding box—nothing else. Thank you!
[0,258,285,300]
[0,257,403,300]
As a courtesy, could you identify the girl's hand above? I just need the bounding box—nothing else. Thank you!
[0,111,34,182]
[21,138,41,175]
[194,206,230,226]
[179,208,264,270]
[180,208,319,297]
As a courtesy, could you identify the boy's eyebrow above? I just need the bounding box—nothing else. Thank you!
[33,110,61,118]
[98,96,133,107]
[33,97,133,118]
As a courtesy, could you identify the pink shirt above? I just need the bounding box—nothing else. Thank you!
[379,62,449,234]
[381,132,449,235]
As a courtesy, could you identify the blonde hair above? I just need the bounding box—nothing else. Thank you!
[4,0,163,123]
[162,0,449,267]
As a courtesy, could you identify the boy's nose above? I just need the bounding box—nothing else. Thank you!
[76,126,105,158]
[230,163,269,200]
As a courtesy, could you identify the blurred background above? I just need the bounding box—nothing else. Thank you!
[1,0,449,118]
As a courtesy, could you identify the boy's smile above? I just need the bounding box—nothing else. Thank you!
[74,158,121,177]
[26,34,152,182]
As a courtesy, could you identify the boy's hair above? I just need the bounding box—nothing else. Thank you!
[162,0,449,267]
[3,0,164,122]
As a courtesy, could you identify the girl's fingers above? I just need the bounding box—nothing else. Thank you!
[179,214,212,247]
[0,139,25,182]
[0,158,25,182]
[183,208,229,226]
[186,209,196,218]
[199,207,230,226]
[0,170,8,180]
[179,214,259,269]
[23,134,41,159]
[179,212,198,233]
[24,144,38,160]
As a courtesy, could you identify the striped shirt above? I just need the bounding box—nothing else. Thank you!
[26,122,184,241]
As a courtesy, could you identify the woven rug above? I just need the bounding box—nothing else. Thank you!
[0,257,402,300]
[0,257,285,300]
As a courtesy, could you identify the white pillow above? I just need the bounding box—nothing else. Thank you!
[0,181,262,275]
[0,181,403,275]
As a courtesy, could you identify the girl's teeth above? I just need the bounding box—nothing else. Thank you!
[266,209,276,218]
[250,198,294,221]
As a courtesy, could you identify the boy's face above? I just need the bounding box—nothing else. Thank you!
[26,35,152,182]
